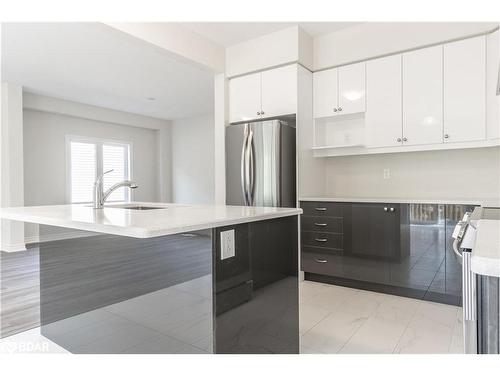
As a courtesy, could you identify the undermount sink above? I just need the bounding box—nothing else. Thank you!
[119,206,165,210]
[104,204,167,210]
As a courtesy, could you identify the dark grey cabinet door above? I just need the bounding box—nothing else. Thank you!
[350,203,399,260]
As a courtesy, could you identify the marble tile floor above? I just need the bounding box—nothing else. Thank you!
[299,280,464,354]
[1,279,464,354]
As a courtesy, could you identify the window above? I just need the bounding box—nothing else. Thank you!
[67,137,131,204]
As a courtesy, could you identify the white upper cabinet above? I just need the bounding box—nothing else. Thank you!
[313,63,366,118]
[444,36,486,143]
[486,31,500,140]
[229,72,261,123]
[338,62,366,115]
[261,64,297,118]
[313,68,338,118]
[229,65,297,123]
[403,45,443,146]
[366,55,402,148]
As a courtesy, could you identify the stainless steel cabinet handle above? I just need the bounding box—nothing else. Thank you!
[383,207,388,212]
[314,223,327,227]
[402,137,408,142]
[397,138,402,143]
[314,258,327,263]
[444,134,449,139]
[314,238,328,242]
[333,108,338,112]
[315,207,327,211]
[389,207,395,212]
[338,107,342,111]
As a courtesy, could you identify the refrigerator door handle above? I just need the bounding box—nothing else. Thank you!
[247,128,255,206]
[241,124,250,206]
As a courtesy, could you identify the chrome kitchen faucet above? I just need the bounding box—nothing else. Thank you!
[92,169,138,209]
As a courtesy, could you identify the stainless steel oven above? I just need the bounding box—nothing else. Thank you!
[452,207,500,354]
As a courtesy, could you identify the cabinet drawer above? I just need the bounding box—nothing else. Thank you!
[300,201,344,217]
[301,231,342,249]
[301,251,339,275]
[301,216,342,233]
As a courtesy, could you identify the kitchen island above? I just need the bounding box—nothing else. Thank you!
[0,202,302,354]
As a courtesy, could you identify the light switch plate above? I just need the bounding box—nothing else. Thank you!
[220,229,235,260]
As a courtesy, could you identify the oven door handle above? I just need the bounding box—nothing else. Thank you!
[462,250,476,321]
[452,239,463,265]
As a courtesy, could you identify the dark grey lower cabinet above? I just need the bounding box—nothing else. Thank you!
[350,203,409,262]
[300,201,470,306]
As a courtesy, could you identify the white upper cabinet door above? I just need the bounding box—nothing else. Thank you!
[366,55,403,148]
[313,68,338,118]
[444,36,486,143]
[338,62,366,115]
[403,45,443,146]
[261,64,297,118]
[486,31,499,140]
[229,72,262,123]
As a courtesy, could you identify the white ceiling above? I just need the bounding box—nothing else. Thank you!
[2,22,361,120]
[1,23,215,120]
[179,22,362,47]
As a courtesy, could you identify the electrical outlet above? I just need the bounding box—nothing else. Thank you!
[383,168,391,179]
[220,229,235,260]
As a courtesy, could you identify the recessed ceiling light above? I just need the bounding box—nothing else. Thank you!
[146,97,156,101]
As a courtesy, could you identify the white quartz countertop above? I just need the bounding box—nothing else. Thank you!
[300,197,500,207]
[0,202,302,239]
[471,219,500,278]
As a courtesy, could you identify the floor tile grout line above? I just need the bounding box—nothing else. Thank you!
[391,311,416,354]
[299,310,335,337]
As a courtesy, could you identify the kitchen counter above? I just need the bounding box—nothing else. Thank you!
[300,197,500,207]
[0,202,302,238]
[470,208,500,278]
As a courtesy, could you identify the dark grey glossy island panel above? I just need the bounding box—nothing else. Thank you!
[38,215,299,354]
[215,216,299,354]
[40,228,214,354]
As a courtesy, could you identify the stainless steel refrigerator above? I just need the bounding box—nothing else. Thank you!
[226,119,296,208]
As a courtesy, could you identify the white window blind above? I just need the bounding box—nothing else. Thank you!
[103,144,129,202]
[70,142,97,204]
[68,138,131,204]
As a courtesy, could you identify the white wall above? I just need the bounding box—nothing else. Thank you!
[1,83,26,251]
[23,109,161,205]
[225,26,313,78]
[22,105,164,242]
[213,74,227,204]
[105,23,225,73]
[297,65,326,198]
[322,147,500,201]
[171,114,215,204]
[314,22,499,70]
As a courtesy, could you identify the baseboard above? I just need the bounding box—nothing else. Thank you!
[304,272,462,307]
[0,242,27,252]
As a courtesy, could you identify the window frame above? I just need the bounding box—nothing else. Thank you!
[66,135,133,204]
